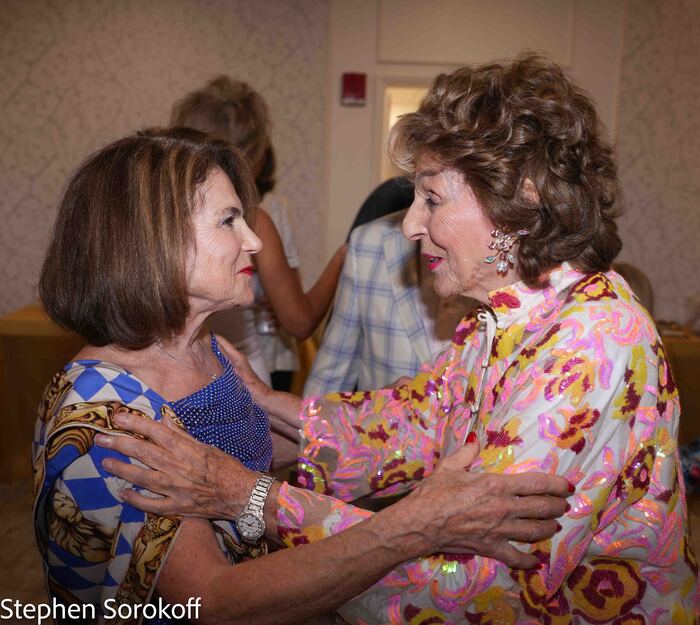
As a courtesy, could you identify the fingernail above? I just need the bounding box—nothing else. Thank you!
[95,434,111,447]
[565,503,571,513]
[113,412,127,425]
[102,458,114,471]
[466,431,477,444]
[556,522,562,533]
[567,482,575,493]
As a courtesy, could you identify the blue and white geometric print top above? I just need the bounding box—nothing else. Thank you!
[33,333,273,625]
[169,334,272,472]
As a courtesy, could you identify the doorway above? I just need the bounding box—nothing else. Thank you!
[379,85,429,181]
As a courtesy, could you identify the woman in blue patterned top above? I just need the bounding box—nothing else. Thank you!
[34,127,571,625]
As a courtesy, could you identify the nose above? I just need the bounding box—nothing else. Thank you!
[242,221,263,255]
[402,197,428,241]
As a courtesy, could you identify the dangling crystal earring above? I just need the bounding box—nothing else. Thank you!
[485,228,529,275]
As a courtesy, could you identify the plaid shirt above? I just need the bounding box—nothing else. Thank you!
[304,211,433,395]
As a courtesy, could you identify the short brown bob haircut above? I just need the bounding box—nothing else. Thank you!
[389,54,621,287]
[40,127,257,349]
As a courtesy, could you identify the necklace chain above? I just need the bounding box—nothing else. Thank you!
[156,341,219,380]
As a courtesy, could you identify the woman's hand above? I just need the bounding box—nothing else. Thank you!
[394,437,572,569]
[95,412,255,520]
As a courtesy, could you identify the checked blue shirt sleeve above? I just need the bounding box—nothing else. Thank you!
[304,213,428,395]
[304,235,363,395]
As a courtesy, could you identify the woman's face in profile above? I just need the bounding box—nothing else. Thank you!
[402,155,501,303]
[185,167,262,313]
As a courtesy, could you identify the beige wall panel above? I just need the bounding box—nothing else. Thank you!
[616,0,700,322]
[378,0,574,66]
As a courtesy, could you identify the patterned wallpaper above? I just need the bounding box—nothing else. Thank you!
[0,0,328,315]
[616,0,700,322]
[3,0,698,323]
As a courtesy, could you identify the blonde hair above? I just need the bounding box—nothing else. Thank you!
[171,76,270,168]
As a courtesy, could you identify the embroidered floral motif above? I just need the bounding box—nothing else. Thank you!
[481,420,523,471]
[566,273,617,303]
[567,558,646,624]
[369,457,425,491]
[554,405,601,454]
[402,604,448,625]
[613,445,655,502]
[516,570,571,625]
[543,351,597,406]
[464,587,516,625]
[452,315,480,346]
[489,289,522,313]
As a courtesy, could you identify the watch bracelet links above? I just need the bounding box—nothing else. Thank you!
[246,473,275,515]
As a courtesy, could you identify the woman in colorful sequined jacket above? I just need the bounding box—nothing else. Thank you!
[101,55,699,624]
[34,127,571,625]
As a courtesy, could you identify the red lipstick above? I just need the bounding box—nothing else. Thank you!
[238,265,255,276]
[422,253,444,272]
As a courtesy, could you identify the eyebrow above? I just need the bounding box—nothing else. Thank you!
[415,169,441,184]
[217,205,242,216]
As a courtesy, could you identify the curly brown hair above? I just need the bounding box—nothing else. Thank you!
[389,54,621,287]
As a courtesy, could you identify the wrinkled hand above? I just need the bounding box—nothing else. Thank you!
[95,411,253,519]
[399,439,571,569]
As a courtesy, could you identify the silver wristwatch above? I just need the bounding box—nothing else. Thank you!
[236,473,275,543]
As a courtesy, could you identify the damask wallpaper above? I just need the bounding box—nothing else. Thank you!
[616,0,700,322]
[0,0,328,314]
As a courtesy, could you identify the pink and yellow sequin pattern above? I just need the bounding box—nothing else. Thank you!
[277,264,699,624]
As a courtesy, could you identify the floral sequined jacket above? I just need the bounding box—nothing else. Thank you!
[277,264,699,625]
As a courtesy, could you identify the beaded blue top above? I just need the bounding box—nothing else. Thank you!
[168,334,273,472]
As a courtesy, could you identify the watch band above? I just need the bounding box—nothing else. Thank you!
[246,473,275,516]
[236,473,276,543]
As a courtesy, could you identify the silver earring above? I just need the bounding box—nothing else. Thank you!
[485,228,529,275]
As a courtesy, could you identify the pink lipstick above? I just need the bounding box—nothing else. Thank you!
[422,254,444,272]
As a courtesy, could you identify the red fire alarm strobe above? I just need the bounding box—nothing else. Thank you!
[341,72,366,106]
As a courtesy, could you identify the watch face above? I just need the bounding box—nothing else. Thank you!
[236,511,264,542]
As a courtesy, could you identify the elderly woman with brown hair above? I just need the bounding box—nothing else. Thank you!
[100,54,698,623]
[33,126,571,625]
